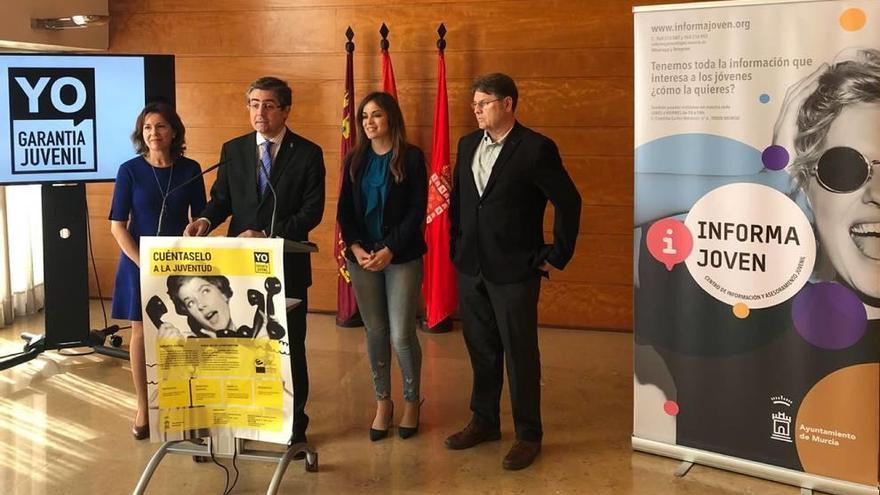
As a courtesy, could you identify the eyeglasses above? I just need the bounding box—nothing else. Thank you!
[470,98,501,111]
[247,101,284,112]
[813,146,878,193]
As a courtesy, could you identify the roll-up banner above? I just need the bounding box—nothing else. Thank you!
[633,1,879,493]
[140,236,293,445]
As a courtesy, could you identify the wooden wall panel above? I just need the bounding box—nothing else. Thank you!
[96,0,684,331]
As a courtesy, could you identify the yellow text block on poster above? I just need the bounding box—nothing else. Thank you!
[254,380,283,408]
[147,248,273,277]
[159,406,211,432]
[224,380,253,405]
[158,380,191,408]
[212,408,245,428]
[230,408,284,431]
[156,339,282,378]
[191,379,222,406]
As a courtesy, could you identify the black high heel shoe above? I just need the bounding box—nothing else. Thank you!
[398,398,424,439]
[370,401,394,441]
[131,422,150,441]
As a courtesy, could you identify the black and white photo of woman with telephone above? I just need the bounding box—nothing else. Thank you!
[145,275,288,340]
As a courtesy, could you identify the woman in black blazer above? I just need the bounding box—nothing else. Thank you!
[337,92,428,440]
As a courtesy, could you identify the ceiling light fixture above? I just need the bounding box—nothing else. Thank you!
[31,15,110,30]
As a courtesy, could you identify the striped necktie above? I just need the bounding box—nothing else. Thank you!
[258,140,272,195]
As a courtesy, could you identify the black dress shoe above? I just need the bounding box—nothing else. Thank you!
[370,402,394,441]
[502,440,541,470]
[444,420,501,450]
[398,398,424,439]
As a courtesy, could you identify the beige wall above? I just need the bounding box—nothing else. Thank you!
[90,0,675,331]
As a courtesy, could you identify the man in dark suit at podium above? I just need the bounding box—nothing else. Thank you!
[184,76,326,447]
[444,73,581,470]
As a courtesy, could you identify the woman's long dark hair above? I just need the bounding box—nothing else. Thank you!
[345,92,407,184]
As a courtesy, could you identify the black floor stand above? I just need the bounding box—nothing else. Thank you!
[0,183,128,371]
[420,316,453,334]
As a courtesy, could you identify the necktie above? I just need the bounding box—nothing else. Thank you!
[259,140,272,195]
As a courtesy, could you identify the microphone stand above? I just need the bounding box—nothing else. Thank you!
[258,162,278,238]
[155,159,227,236]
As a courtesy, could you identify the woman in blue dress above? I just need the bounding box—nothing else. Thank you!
[109,102,206,440]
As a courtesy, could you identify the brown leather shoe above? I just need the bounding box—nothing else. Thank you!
[502,440,541,470]
[444,421,501,450]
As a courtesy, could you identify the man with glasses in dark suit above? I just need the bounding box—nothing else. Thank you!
[445,72,581,470]
[184,76,325,451]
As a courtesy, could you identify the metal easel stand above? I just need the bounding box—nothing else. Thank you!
[133,438,318,495]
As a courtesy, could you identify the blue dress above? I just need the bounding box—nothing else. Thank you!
[109,156,207,321]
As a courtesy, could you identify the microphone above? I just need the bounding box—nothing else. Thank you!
[155,159,228,236]
[258,159,278,238]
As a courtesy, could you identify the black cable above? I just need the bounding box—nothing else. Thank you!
[209,438,231,495]
[82,192,109,330]
[225,445,240,495]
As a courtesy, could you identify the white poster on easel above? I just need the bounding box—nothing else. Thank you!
[140,236,292,445]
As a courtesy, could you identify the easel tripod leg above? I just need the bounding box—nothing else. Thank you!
[132,441,175,495]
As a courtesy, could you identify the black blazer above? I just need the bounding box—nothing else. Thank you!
[337,145,428,264]
[449,122,581,283]
[200,129,326,293]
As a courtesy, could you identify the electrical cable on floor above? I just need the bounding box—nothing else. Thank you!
[225,446,240,495]
[83,193,110,329]
[209,439,231,495]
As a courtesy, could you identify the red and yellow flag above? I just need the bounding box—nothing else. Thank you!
[334,30,360,327]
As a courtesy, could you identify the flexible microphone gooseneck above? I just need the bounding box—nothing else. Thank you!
[154,159,228,236]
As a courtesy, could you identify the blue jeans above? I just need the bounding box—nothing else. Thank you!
[347,258,423,402]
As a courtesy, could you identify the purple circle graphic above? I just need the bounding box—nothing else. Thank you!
[762,145,789,170]
[791,282,867,349]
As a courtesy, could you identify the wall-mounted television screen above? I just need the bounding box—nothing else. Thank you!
[0,54,174,185]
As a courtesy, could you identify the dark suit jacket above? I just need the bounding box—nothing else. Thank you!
[337,145,428,264]
[200,129,326,293]
[449,122,581,283]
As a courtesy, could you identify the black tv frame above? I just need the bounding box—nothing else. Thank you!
[0,54,175,370]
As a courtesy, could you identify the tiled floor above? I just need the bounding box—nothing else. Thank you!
[0,302,820,494]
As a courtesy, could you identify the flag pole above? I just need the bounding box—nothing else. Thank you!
[379,23,398,99]
[334,26,363,328]
[421,23,454,334]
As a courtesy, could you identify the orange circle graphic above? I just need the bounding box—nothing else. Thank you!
[840,8,866,31]
[795,363,879,485]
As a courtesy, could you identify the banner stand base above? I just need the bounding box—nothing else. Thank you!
[633,436,878,495]
[133,438,318,494]
[674,460,694,477]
